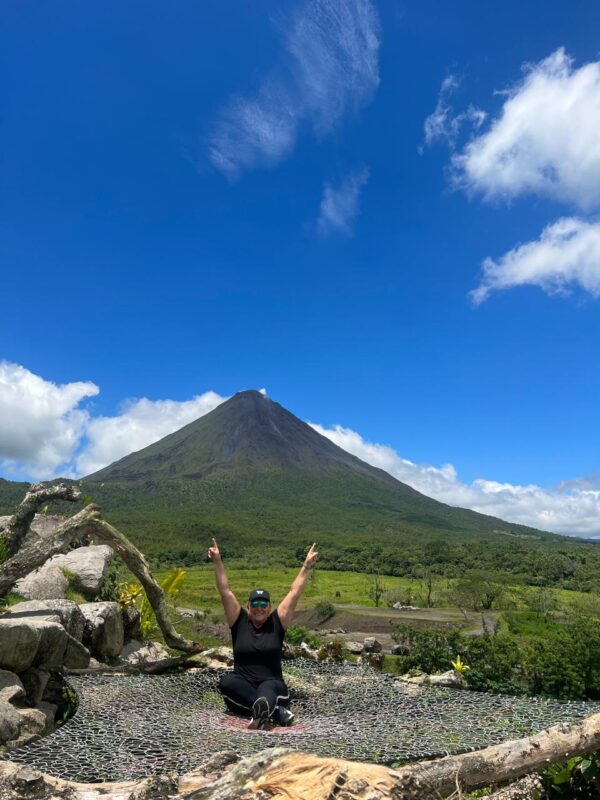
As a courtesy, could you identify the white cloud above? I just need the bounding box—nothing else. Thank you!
[471,217,600,304]
[317,165,369,235]
[423,75,485,149]
[209,0,380,178]
[311,422,600,537]
[75,392,228,476]
[452,48,600,209]
[0,361,98,480]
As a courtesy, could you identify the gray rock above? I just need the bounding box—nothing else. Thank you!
[362,637,382,653]
[345,641,364,655]
[16,707,47,736]
[48,545,114,596]
[19,668,50,706]
[122,604,142,641]
[80,601,124,660]
[120,640,170,665]
[391,643,410,656]
[35,701,58,732]
[63,635,90,669]
[0,700,21,744]
[8,599,86,640]
[0,617,89,672]
[425,669,467,689]
[0,671,25,703]
[13,564,69,600]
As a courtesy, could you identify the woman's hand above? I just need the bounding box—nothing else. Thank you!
[207,537,221,562]
[303,542,319,570]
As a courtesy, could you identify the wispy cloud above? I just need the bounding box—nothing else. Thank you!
[422,75,485,149]
[317,165,369,235]
[471,217,600,304]
[209,0,380,179]
[311,422,600,538]
[452,48,600,210]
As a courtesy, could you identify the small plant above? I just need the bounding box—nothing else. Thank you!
[118,568,187,640]
[451,655,470,674]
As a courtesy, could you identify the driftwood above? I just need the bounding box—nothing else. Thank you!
[88,517,202,653]
[67,654,196,675]
[391,711,600,798]
[0,503,100,596]
[1,482,81,557]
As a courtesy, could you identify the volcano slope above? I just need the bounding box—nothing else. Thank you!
[0,391,567,567]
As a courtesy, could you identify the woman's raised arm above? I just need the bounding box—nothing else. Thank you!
[277,543,319,630]
[208,537,241,627]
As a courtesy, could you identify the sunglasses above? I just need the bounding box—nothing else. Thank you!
[250,599,270,608]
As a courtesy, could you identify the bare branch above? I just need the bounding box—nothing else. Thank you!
[2,482,82,557]
[392,712,600,798]
[88,518,202,654]
[0,503,99,597]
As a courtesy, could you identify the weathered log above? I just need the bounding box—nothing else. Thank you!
[0,503,100,597]
[1,482,82,557]
[391,711,600,799]
[67,654,195,675]
[88,517,202,653]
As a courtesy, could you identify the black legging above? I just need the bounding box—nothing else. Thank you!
[219,672,290,717]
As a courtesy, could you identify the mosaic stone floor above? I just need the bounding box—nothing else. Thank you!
[4,660,600,783]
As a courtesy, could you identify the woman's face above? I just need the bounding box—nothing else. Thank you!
[248,599,271,627]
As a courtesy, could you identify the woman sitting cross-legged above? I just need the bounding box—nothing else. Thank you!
[207,537,318,729]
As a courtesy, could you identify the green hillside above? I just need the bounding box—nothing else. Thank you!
[2,391,599,587]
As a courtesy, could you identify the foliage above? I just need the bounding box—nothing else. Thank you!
[118,568,187,639]
[315,599,335,622]
[367,570,387,607]
[451,655,470,674]
[94,560,121,602]
[285,624,321,649]
[392,624,464,675]
[543,752,600,798]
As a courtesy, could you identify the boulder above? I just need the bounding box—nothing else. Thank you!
[122,604,142,641]
[391,643,410,656]
[0,700,21,744]
[0,617,89,673]
[0,671,25,704]
[120,640,170,665]
[363,637,382,653]
[35,702,58,732]
[13,564,69,600]
[48,545,114,596]
[19,668,50,706]
[80,602,124,660]
[8,599,86,640]
[345,641,364,655]
[425,670,467,689]
[16,707,47,736]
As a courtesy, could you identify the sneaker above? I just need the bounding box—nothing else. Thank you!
[248,696,270,730]
[274,706,295,727]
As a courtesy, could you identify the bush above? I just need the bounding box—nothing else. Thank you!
[286,624,321,649]
[315,600,335,622]
[392,624,464,674]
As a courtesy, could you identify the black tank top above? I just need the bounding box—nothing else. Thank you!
[230,608,285,685]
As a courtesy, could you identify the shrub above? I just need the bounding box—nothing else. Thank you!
[286,624,321,649]
[315,600,335,622]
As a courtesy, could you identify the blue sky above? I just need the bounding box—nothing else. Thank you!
[1,0,600,536]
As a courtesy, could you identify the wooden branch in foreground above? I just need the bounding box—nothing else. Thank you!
[391,711,600,799]
[89,518,203,653]
[0,503,100,597]
[2,482,82,558]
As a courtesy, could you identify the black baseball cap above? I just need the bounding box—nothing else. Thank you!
[249,588,271,602]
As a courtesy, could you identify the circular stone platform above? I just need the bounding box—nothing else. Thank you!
[4,660,600,782]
